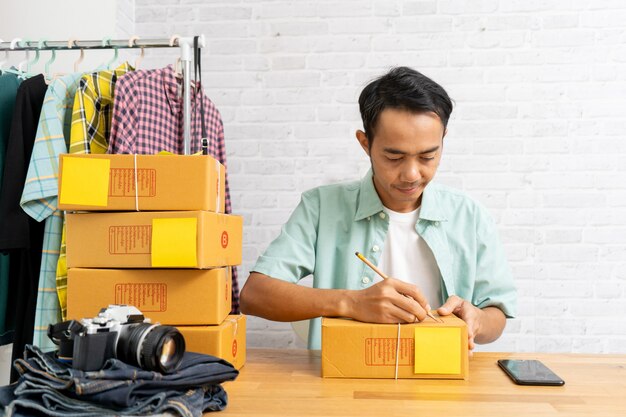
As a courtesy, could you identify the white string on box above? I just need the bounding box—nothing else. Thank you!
[133,153,139,211]
[395,322,401,380]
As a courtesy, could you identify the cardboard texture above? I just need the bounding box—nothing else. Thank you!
[58,154,226,212]
[66,211,243,268]
[177,315,247,370]
[67,267,232,325]
[321,315,469,379]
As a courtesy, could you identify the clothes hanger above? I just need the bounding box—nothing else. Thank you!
[43,41,58,84]
[169,34,183,79]
[102,38,119,69]
[128,35,144,69]
[19,39,41,76]
[2,38,26,78]
[68,38,84,73]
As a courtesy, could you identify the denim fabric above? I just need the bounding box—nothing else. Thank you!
[0,344,238,417]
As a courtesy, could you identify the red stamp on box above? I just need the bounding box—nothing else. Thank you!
[221,231,228,248]
[232,340,237,357]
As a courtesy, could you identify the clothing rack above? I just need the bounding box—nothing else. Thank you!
[0,36,206,154]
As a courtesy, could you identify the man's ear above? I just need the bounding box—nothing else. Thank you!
[356,130,370,156]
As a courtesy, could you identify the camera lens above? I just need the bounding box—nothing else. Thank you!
[118,323,185,374]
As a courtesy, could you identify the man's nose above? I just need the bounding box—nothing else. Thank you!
[400,160,421,183]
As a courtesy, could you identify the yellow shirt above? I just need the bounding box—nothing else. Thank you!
[57,62,133,319]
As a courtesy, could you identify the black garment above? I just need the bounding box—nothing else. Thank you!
[0,75,47,382]
[0,72,22,346]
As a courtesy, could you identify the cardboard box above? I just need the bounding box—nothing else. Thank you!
[58,154,225,213]
[321,315,468,379]
[66,211,243,268]
[177,315,246,370]
[67,267,232,325]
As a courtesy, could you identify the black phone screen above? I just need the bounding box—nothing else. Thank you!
[497,359,565,386]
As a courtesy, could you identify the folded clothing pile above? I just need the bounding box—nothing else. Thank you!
[0,344,238,417]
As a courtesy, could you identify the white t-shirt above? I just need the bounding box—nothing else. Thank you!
[376,206,442,308]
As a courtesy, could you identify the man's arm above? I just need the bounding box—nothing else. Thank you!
[437,296,506,350]
[240,272,432,324]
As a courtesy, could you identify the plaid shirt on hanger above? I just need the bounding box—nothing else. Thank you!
[109,65,239,312]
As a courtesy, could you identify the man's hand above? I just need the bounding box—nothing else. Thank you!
[346,278,431,324]
[437,295,506,351]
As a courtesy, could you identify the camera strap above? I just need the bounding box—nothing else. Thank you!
[194,36,208,155]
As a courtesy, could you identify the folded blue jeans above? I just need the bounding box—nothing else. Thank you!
[0,344,238,417]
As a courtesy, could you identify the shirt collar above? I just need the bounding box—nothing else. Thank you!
[418,183,448,222]
[163,65,203,116]
[354,169,448,222]
[355,169,385,221]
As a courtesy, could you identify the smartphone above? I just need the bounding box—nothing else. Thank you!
[497,359,565,386]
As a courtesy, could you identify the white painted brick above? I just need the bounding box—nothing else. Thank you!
[402,1,437,15]
[208,40,256,55]
[263,71,320,88]
[439,0,499,14]
[445,155,509,172]
[316,2,373,18]
[544,229,582,244]
[166,7,196,22]
[306,54,366,70]
[197,6,253,21]
[244,56,271,71]
[464,173,525,190]
[330,18,390,35]
[271,55,306,70]
[271,21,329,37]
[395,16,453,33]
[544,193,607,208]
[541,14,579,29]
[535,246,599,263]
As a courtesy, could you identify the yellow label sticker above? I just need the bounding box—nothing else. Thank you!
[59,157,110,206]
[414,327,461,374]
[151,218,198,267]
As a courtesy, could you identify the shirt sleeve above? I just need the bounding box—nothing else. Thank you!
[472,207,517,318]
[251,190,320,283]
[108,74,137,154]
[20,87,67,221]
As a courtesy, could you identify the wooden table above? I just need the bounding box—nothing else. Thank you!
[219,349,626,416]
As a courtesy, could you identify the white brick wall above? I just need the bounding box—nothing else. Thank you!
[129,0,626,353]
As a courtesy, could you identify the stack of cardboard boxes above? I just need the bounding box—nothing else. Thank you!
[58,154,246,370]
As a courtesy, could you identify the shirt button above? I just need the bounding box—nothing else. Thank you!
[367,216,371,221]
[372,245,379,252]
[379,212,386,219]
[362,277,371,284]
[434,221,440,226]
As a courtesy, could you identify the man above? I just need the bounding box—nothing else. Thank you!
[240,67,516,350]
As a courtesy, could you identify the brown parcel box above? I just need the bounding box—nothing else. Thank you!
[58,154,226,212]
[67,267,232,325]
[66,211,242,268]
[322,315,468,379]
[177,315,246,370]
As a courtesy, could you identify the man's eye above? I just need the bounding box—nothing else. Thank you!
[386,157,402,162]
[421,156,435,161]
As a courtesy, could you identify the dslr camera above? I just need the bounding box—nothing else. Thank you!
[48,304,185,373]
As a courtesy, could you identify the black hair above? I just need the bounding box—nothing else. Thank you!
[358,67,453,146]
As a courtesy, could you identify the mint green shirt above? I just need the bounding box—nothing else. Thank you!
[252,170,517,349]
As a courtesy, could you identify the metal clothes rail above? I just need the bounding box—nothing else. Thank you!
[0,36,206,154]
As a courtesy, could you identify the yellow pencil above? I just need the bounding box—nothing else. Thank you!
[355,251,442,323]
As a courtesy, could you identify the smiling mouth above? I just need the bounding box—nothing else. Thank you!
[395,185,420,194]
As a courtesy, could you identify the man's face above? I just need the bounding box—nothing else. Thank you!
[357,108,445,213]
